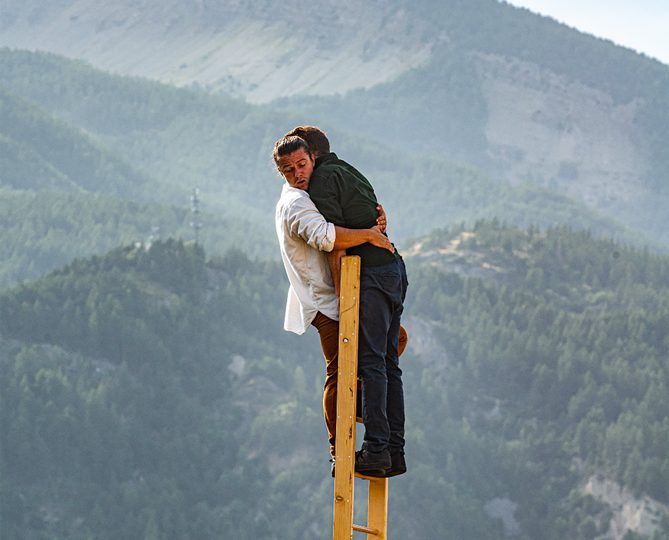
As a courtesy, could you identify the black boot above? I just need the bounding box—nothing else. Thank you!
[385,449,406,477]
[355,447,391,477]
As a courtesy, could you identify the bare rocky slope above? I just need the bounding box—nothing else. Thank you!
[0,0,432,103]
[477,53,649,212]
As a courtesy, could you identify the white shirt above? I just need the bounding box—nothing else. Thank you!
[275,184,339,334]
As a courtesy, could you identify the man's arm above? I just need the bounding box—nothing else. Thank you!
[329,203,392,295]
[286,196,393,254]
[285,194,394,298]
[333,225,394,253]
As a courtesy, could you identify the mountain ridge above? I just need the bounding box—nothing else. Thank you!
[0,0,433,103]
[2,1,668,249]
[3,0,666,101]
[3,46,649,291]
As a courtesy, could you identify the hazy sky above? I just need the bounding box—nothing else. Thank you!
[503,0,669,65]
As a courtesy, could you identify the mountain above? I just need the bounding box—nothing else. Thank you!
[0,86,149,194]
[0,57,281,287]
[2,231,669,539]
[0,84,192,286]
[0,240,326,540]
[3,0,667,248]
[275,1,669,247]
[0,0,432,103]
[3,4,669,538]
[403,222,669,539]
[0,47,638,290]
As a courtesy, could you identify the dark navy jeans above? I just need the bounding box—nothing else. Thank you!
[358,258,408,454]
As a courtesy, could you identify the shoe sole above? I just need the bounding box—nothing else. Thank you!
[355,462,391,473]
[335,467,389,478]
[356,468,389,478]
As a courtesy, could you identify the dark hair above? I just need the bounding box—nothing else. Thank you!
[272,135,311,167]
[285,126,330,156]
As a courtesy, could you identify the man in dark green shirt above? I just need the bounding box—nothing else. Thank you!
[288,126,408,478]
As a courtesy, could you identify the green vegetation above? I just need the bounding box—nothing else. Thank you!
[407,0,669,104]
[406,222,669,538]
[0,87,148,195]
[1,47,643,290]
[0,186,275,289]
[2,6,669,535]
[275,0,669,248]
[0,240,322,539]
[2,228,669,539]
[276,46,489,166]
[0,51,286,286]
[434,0,669,197]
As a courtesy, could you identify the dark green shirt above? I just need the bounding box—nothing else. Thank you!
[308,153,400,267]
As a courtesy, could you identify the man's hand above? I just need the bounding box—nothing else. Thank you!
[376,204,387,233]
[368,225,395,253]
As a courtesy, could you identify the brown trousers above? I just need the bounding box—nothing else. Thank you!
[311,312,408,458]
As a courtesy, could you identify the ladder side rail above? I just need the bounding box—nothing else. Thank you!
[332,256,361,540]
[332,256,389,539]
[367,477,388,539]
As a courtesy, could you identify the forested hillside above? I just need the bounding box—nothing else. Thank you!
[0,87,147,195]
[2,229,669,539]
[3,0,667,248]
[0,48,647,289]
[283,0,669,248]
[0,50,279,286]
[0,85,197,286]
[406,223,669,539]
[0,240,324,539]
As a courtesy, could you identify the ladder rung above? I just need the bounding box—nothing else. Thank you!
[353,523,380,536]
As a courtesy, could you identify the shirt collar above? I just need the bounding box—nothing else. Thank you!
[282,183,308,196]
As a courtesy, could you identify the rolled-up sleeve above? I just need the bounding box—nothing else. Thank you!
[286,196,336,252]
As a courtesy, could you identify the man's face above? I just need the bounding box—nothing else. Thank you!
[278,148,315,191]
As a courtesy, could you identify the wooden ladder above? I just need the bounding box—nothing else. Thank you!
[332,256,389,540]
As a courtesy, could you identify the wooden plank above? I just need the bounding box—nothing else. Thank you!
[332,256,361,540]
[367,477,388,539]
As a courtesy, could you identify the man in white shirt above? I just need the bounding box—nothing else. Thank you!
[273,134,395,468]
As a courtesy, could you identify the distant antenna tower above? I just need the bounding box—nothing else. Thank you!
[190,188,203,244]
[146,226,160,250]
